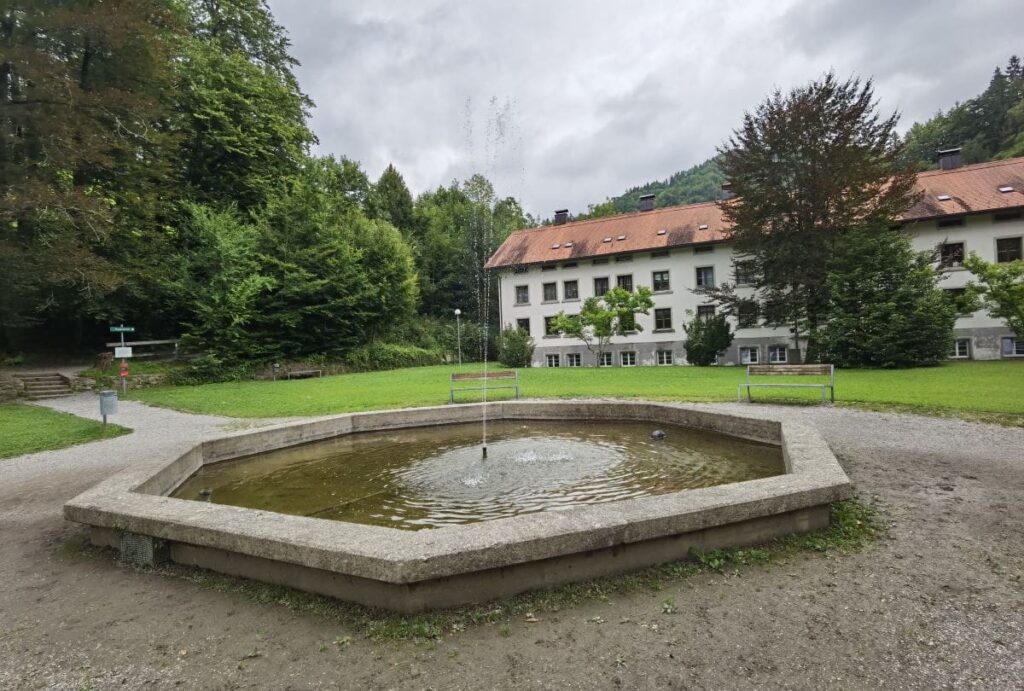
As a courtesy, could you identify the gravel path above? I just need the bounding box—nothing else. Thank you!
[1,399,1022,689]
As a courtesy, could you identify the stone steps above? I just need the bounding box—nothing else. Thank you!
[15,373,73,400]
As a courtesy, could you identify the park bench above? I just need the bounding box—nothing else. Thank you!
[286,369,323,380]
[449,370,520,403]
[738,364,836,403]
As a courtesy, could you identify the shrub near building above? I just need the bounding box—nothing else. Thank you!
[812,228,956,368]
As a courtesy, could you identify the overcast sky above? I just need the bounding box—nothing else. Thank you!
[267,0,1024,218]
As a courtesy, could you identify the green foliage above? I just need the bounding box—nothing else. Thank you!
[343,342,444,372]
[903,56,1024,168]
[682,313,734,366]
[497,326,535,368]
[706,73,918,353]
[367,164,416,237]
[812,229,956,368]
[551,287,655,362]
[604,158,726,213]
[964,252,1024,338]
[167,354,252,385]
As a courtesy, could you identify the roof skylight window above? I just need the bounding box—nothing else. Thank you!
[656,229,667,236]
[998,185,1014,193]
[937,194,952,201]
[551,244,560,249]
[603,237,612,243]
[617,235,626,240]
[564,241,574,247]
[698,224,709,230]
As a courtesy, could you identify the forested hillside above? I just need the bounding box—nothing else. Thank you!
[591,55,1024,215]
[1,0,521,366]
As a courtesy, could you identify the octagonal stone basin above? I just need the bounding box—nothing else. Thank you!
[64,401,852,612]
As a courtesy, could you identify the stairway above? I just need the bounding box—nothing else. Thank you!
[15,373,73,400]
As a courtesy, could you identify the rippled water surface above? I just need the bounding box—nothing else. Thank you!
[171,420,783,530]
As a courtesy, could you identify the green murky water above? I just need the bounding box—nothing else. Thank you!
[171,420,783,530]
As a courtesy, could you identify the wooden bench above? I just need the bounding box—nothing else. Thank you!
[449,370,520,403]
[738,364,835,403]
[286,369,323,380]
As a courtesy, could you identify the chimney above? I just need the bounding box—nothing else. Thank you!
[720,182,736,200]
[638,194,656,212]
[553,209,569,225]
[937,148,963,170]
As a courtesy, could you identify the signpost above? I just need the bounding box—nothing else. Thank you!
[110,325,135,395]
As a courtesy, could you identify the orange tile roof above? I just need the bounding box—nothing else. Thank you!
[485,157,1024,269]
[902,157,1024,221]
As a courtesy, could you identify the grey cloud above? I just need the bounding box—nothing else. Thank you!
[269,0,1024,218]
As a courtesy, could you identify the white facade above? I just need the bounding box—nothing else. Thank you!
[496,211,1024,367]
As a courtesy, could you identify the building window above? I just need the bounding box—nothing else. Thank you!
[543,282,557,301]
[695,266,715,288]
[546,354,560,368]
[616,274,633,291]
[740,347,759,364]
[615,254,633,263]
[516,318,530,332]
[950,339,970,359]
[515,285,529,304]
[620,351,637,367]
[594,276,609,296]
[652,270,671,292]
[599,351,613,367]
[541,264,556,272]
[996,237,1023,263]
[544,316,558,336]
[593,258,609,265]
[650,250,669,259]
[694,244,714,254]
[563,280,579,300]
[944,288,973,316]
[768,345,787,363]
[737,301,759,328]
[512,265,529,274]
[565,353,581,367]
[656,350,673,366]
[994,211,1023,222]
[562,262,578,269]
[940,242,965,268]
[697,305,716,320]
[937,217,965,228]
[654,308,672,330]
[734,261,755,285]
[1002,337,1024,357]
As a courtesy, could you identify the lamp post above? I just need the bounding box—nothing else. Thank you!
[454,308,462,365]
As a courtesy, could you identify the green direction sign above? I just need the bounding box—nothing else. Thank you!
[109,325,135,333]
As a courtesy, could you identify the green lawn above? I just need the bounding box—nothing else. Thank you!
[0,404,131,459]
[130,361,1024,420]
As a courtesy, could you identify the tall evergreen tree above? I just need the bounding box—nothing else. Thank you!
[367,164,416,238]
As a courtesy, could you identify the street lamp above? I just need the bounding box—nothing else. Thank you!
[454,309,462,365]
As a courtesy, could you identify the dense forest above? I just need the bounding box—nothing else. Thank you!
[1,0,522,369]
[587,56,1024,215]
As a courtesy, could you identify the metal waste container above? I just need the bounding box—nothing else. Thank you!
[100,390,118,417]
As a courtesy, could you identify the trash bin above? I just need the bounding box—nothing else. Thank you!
[99,390,118,417]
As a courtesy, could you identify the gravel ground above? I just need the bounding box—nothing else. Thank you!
[1,397,1022,689]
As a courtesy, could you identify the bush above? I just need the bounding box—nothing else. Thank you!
[167,354,251,385]
[497,326,535,368]
[682,313,734,366]
[812,229,956,368]
[343,342,444,372]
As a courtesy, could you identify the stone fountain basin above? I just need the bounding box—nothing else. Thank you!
[64,401,852,612]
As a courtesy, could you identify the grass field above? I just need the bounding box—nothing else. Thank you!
[0,404,131,459]
[130,361,1024,420]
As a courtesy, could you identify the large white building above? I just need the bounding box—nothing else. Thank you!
[485,155,1024,367]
